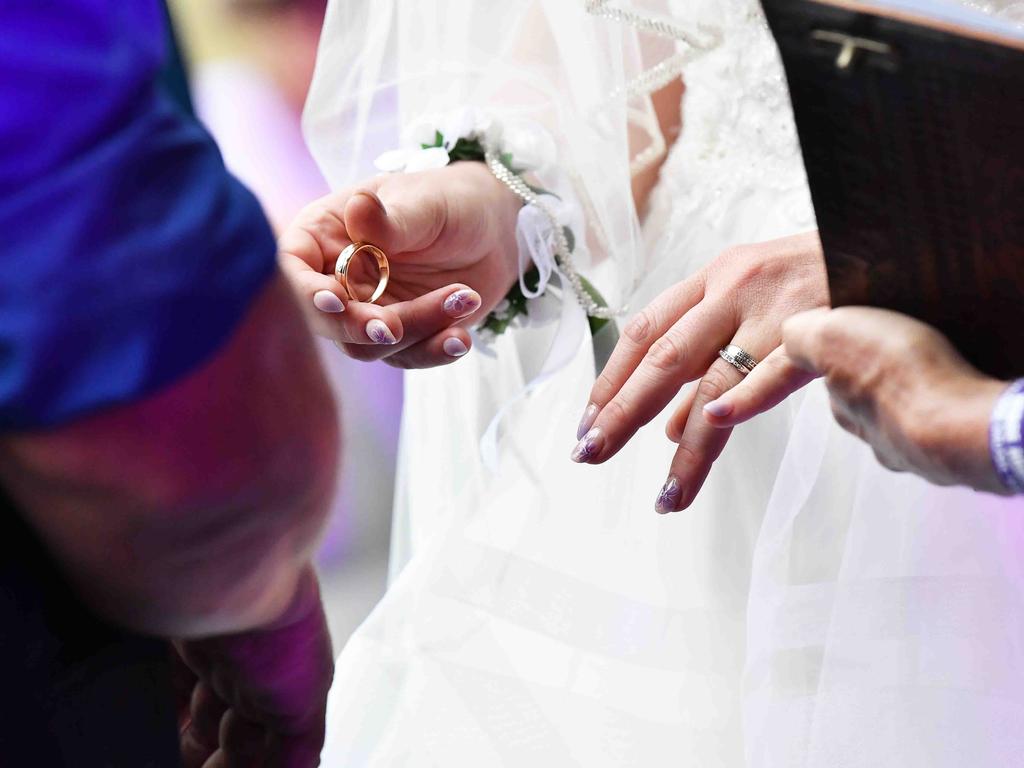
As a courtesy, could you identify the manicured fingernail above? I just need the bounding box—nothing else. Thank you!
[354,189,387,216]
[313,290,345,314]
[366,319,397,345]
[571,428,604,464]
[443,289,482,319]
[656,476,683,514]
[576,403,600,440]
[443,337,469,358]
[704,399,733,419]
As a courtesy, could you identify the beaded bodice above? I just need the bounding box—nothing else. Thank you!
[638,0,816,267]
[640,0,1023,281]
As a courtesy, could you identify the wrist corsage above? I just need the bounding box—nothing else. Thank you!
[375,108,618,347]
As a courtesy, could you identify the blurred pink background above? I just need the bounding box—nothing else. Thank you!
[170,0,400,648]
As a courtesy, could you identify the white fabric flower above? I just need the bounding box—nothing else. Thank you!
[502,121,557,170]
[402,117,440,148]
[403,146,452,172]
[374,146,452,174]
[374,148,413,173]
[440,107,492,149]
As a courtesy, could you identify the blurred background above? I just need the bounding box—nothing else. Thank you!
[167,0,400,651]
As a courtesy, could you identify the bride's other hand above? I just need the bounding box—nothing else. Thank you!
[571,231,828,512]
[278,162,521,369]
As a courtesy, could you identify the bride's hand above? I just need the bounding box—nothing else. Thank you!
[279,162,521,368]
[571,231,829,513]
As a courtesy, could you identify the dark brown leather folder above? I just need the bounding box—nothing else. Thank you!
[762,0,1024,378]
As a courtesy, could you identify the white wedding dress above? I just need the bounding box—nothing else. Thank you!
[307,1,1024,765]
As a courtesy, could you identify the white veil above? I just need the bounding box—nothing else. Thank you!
[304,0,711,309]
[306,2,1024,766]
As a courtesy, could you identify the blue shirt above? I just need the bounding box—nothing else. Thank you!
[0,1,277,430]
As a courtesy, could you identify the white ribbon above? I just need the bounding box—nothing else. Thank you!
[516,202,558,300]
[479,202,589,471]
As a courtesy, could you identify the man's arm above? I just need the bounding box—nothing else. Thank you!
[0,272,340,638]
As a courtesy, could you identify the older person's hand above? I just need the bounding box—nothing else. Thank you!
[707,306,1011,494]
[175,568,333,768]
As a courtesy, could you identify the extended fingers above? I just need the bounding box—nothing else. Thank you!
[655,358,745,513]
[585,275,707,410]
[289,265,405,347]
[278,244,403,343]
[701,346,818,428]
[572,301,729,464]
[381,327,474,370]
[336,284,481,363]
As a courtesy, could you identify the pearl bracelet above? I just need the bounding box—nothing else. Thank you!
[374,108,616,342]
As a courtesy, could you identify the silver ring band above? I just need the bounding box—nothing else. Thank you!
[719,344,760,376]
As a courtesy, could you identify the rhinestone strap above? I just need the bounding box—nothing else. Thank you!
[990,379,1024,494]
[584,0,722,100]
[584,0,713,49]
[486,149,619,320]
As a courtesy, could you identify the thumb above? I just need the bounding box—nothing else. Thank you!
[344,187,442,255]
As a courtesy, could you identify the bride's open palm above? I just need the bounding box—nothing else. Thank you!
[279,162,521,368]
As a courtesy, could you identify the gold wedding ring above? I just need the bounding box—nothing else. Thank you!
[335,242,390,304]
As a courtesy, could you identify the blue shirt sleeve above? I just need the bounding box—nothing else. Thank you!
[0,1,278,430]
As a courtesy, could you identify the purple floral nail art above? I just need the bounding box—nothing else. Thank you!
[366,319,397,345]
[576,403,600,441]
[656,477,683,514]
[571,428,603,464]
[443,289,482,319]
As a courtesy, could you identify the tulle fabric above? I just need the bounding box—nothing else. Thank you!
[307,1,1024,765]
[304,0,691,311]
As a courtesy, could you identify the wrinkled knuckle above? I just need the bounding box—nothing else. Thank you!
[624,311,655,344]
[600,398,631,430]
[674,441,705,471]
[735,259,769,289]
[592,370,619,403]
[697,366,734,403]
[647,334,685,371]
[717,245,748,266]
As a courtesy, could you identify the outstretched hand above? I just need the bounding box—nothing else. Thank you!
[571,231,829,513]
[279,162,522,369]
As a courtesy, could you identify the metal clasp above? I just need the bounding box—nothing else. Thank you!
[811,30,894,71]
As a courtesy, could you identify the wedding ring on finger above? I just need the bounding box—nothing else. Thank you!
[719,344,760,376]
[335,242,390,304]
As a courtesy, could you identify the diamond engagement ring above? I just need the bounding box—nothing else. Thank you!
[719,344,759,376]
[335,242,390,304]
